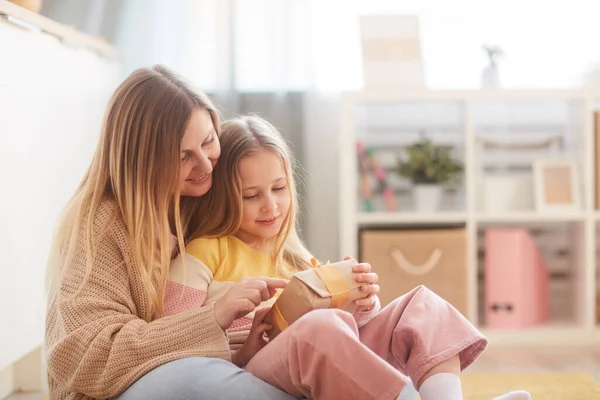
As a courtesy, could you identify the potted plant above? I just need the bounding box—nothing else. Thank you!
[481,44,504,88]
[397,135,463,212]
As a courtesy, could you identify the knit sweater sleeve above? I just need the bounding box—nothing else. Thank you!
[45,204,231,399]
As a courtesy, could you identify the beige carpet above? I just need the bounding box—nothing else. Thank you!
[458,372,600,400]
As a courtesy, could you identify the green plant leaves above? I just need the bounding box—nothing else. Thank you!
[396,136,463,185]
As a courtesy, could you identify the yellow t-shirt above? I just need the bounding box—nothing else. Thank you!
[166,236,285,347]
[186,235,284,304]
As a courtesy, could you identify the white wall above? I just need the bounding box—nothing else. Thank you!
[0,20,120,369]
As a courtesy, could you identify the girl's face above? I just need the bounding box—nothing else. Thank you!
[179,108,221,197]
[236,149,291,246]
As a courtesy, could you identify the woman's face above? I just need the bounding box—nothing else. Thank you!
[179,108,221,197]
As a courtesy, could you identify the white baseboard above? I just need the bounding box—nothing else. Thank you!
[0,364,15,399]
[14,347,45,393]
[0,346,46,398]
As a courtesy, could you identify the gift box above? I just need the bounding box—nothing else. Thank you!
[264,258,363,340]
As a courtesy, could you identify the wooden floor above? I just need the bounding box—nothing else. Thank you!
[5,394,40,400]
[6,345,600,399]
[466,345,600,382]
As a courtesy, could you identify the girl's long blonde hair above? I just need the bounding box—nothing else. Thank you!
[46,65,220,320]
[192,115,313,276]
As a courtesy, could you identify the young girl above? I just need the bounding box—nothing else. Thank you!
[165,115,531,400]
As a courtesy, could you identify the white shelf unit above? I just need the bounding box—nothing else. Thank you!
[339,89,600,346]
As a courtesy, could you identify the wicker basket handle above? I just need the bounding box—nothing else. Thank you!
[475,135,564,150]
[388,247,442,276]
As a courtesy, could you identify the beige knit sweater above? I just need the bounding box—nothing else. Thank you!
[45,201,231,400]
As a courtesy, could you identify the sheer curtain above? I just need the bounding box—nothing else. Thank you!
[44,0,600,260]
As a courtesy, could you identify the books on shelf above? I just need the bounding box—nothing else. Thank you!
[356,140,397,212]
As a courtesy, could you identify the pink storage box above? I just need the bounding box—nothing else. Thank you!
[484,228,550,329]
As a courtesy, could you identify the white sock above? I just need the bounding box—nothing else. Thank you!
[492,390,532,400]
[418,373,463,400]
[397,381,418,400]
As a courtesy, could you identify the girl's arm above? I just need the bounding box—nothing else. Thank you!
[353,295,381,328]
[349,259,381,327]
[164,254,214,315]
[164,237,222,316]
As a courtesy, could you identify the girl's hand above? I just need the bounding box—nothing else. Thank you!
[345,256,380,311]
[231,307,272,367]
[214,277,288,330]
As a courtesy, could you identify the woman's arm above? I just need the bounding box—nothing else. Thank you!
[45,225,230,399]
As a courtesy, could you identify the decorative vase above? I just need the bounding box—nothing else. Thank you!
[413,184,443,212]
[481,63,500,88]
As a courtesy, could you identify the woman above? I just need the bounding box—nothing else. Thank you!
[44,65,294,400]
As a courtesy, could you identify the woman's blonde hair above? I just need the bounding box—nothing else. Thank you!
[46,65,220,319]
[193,115,313,276]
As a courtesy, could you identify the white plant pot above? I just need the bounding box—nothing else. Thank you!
[413,184,443,212]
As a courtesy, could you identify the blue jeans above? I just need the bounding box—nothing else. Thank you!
[111,357,297,400]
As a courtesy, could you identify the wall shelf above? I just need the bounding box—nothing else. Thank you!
[344,89,594,102]
[0,0,120,59]
[357,212,467,226]
[475,212,588,224]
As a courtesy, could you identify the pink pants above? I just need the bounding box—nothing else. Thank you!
[245,285,488,400]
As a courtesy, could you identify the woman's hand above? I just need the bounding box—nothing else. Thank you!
[345,256,380,311]
[231,308,272,367]
[214,277,288,330]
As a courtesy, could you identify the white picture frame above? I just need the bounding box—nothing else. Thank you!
[533,158,581,214]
